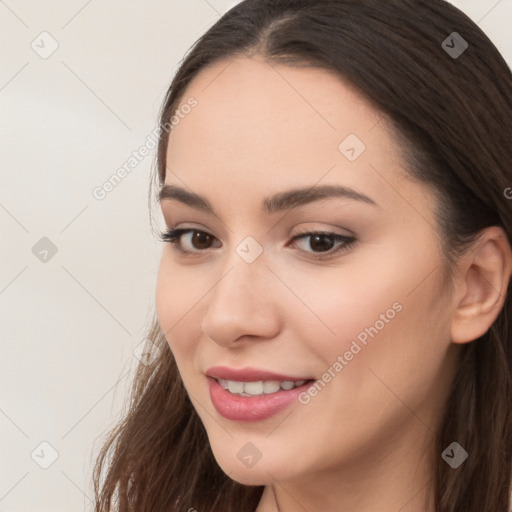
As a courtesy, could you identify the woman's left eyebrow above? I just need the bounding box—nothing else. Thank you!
[158,183,378,215]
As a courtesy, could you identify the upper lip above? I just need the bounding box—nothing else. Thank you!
[205,365,313,382]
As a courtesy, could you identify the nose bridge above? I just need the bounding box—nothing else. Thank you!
[201,249,279,346]
[214,232,271,302]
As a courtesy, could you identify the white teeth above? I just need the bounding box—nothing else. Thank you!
[227,381,244,394]
[263,381,281,394]
[219,379,308,396]
[244,381,264,395]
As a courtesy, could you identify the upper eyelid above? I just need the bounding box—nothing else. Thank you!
[167,226,351,239]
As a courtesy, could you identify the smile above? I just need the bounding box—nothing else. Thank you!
[205,367,316,422]
[217,378,308,396]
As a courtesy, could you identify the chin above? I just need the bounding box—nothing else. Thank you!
[210,450,284,485]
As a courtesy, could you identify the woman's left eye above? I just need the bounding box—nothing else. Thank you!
[289,231,356,258]
[159,228,356,259]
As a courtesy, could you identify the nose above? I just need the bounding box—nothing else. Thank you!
[201,256,281,348]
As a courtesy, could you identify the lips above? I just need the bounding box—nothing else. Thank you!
[205,366,315,421]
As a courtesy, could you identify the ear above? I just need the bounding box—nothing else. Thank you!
[450,226,512,344]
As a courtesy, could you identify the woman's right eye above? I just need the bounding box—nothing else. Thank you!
[159,228,220,255]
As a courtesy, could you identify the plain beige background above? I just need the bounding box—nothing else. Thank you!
[1,1,511,510]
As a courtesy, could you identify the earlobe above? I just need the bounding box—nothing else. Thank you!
[450,226,512,345]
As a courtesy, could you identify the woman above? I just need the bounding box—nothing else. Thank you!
[93,1,512,510]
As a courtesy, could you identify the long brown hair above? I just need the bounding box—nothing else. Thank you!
[92,1,512,510]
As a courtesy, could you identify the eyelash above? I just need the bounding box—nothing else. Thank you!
[158,227,356,260]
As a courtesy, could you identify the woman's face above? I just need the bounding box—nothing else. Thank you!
[156,56,460,487]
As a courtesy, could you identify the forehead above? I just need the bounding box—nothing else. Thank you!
[164,56,433,222]
[168,56,383,154]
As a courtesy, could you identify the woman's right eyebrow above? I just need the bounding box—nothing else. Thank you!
[158,183,378,215]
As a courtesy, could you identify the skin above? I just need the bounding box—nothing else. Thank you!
[155,56,512,512]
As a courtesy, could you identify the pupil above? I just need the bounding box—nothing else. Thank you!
[310,234,334,252]
[193,231,211,249]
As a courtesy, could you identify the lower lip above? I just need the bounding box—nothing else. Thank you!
[207,377,313,422]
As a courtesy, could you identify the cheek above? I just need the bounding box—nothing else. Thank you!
[276,240,449,391]
[272,253,405,358]
[155,258,202,360]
